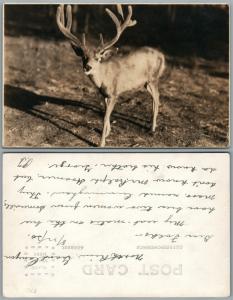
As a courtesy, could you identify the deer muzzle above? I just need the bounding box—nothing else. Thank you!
[84,64,92,73]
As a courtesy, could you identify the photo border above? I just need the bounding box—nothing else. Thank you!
[0,0,232,299]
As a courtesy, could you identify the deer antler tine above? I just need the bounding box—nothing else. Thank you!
[122,6,137,29]
[66,5,72,30]
[97,5,136,53]
[82,33,86,47]
[99,33,104,47]
[129,20,137,27]
[127,5,137,25]
[117,4,124,19]
[60,4,65,26]
[105,8,121,31]
[121,6,133,30]
[56,4,90,58]
[56,6,63,30]
[128,5,133,17]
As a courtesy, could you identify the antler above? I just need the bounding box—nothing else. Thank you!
[56,5,89,57]
[97,5,137,53]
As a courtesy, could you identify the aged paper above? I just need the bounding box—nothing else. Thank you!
[3,153,230,297]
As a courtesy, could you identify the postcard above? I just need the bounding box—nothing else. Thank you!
[3,153,230,297]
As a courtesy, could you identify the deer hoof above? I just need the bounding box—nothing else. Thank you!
[99,140,106,147]
[151,126,157,132]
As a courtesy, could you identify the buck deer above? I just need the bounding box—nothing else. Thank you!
[56,4,165,147]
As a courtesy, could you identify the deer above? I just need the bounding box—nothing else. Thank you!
[56,4,165,147]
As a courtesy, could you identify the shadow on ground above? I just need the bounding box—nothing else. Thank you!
[4,85,156,147]
[4,85,99,146]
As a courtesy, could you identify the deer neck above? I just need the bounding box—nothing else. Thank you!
[87,65,103,89]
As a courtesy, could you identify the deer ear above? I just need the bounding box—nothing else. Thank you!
[101,49,116,60]
[71,44,86,58]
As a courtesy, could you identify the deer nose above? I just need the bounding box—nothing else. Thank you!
[84,64,92,72]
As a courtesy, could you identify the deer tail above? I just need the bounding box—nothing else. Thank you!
[157,53,166,78]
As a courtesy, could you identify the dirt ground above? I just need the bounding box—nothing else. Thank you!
[4,36,229,148]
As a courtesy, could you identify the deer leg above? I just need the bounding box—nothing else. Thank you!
[100,97,116,147]
[146,81,160,132]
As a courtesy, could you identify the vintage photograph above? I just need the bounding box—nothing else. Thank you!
[3,4,229,147]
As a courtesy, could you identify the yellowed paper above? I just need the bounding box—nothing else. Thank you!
[3,153,230,297]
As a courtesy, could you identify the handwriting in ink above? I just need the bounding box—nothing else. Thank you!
[192,181,216,188]
[4,251,71,267]
[164,215,185,226]
[29,230,66,246]
[158,205,183,213]
[48,161,92,172]
[91,174,148,187]
[166,164,197,172]
[153,178,188,186]
[13,175,33,183]
[100,164,138,171]
[4,155,223,272]
[38,174,85,185]
[185,194,215,200]
[17,157,33,168]
[78,253,144,262]
[50,189,133,201]
[4,200,45,213]
[142,165,160,172]
[18,186,41,200]
[20,220,42,227]
[187,206,215,214]
[139,192,179,198]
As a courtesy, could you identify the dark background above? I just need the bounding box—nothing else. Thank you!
[5,4,229,60]
[4,5,229,147]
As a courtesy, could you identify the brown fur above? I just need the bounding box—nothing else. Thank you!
[84,47,165,146]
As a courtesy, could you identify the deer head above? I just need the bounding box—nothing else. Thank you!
[56,4,137,76]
